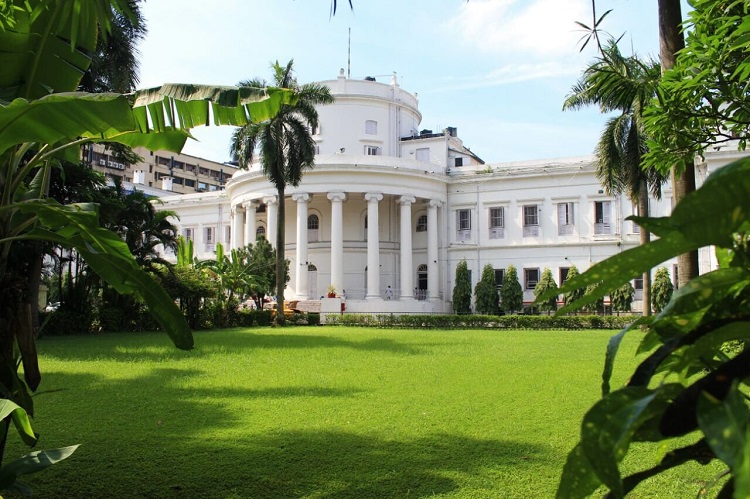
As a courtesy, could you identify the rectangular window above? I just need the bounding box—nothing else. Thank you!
[557,202,575,235]
[456,209,471,241]
[455,157,464,167]
[523,205,540,237]
[559,267,570,285]
[524,268,540,290]
[183,228,194,241]
[489,207,505,239]
[204,226,215,252]
[634,276,643,301]
[415,148,430,163]
[184,179,195,188]
[225,225,231,244]
[494,269,504,290]
[595,201,612,234]
[364,145,380,156]
[365,120,377,135]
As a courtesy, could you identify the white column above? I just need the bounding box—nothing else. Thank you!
[293,193,311,299]
[365,192,383,300]
[327,192,346,293]
[231,205,244,250]
[398,195,416,300]
[243,201,256,246]
[264,195,278,248]
[428,199,441,300]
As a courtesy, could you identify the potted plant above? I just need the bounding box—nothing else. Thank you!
[326,285,337,298]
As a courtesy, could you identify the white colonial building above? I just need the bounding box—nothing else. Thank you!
[158,69,726,314]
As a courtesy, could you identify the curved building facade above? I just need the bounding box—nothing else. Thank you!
[160,69,694,314]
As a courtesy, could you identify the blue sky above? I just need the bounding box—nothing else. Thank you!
[136,0,687,164]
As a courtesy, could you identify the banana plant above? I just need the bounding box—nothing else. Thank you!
[0,0,294,471]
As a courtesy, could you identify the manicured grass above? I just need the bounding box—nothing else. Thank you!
[8,327,720,497]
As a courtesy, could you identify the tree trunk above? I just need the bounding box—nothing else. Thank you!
[659,0,699,287]
[638,180,652,316]
[275,186,286,326]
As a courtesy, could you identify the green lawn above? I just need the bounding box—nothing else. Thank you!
[8,327,719,498]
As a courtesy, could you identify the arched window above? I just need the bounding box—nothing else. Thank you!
[416,215,428,232]
[256,225,266,240]
[308,214,319,242]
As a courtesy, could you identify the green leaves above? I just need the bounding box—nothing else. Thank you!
[0,399,37,447]
[0,92,134,156]
[14,200,193,350]
[698,384,750,496]
[555,155,750,496]
[0,445,80,490]
[557,385,683,498]
[540,157,750,314]
[0,0,134,101]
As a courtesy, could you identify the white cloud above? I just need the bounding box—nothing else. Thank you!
[430,61,582,92]
[448,0,589,58]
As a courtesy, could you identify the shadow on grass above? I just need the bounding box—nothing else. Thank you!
[171,430,549,498]
[36,328,441,363]
[18,367,553,497]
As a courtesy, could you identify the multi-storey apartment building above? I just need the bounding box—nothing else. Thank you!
[156,69,726,314]
[87,144,236,195]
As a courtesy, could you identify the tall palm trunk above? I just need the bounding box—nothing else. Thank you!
[275,186,286,326]
[659,0,699,287]
[638,179,652,316]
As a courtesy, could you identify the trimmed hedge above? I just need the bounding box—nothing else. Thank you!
[324,313,635,330]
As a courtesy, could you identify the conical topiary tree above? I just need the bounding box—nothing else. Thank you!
[474,264,500,315]
[583,283,606,314]
[452,259,472,314]
[533,267,559,314]
[651,266,674,313]
[610,281,635,315]
[500,265,523,314]
[563,265,585,308]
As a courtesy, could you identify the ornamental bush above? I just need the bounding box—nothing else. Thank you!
[533,268,558,314]
[651,266,674,313]
[452,259,472,314]
[474,264,500,315]
[500,265,523,313]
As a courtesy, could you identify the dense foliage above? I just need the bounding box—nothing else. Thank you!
[651,266,674,313]
[452,260,472,314]
[541,157,750,498]
[562,265,585,308]
[609,281,635,314]
[474,264,500,315]
[646,0,750,173]
[500,265,523,313]
[533,268,559,314]
[324,313,633,330]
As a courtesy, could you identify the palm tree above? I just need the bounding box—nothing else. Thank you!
[563,40,668,316]
[230,60,334,324]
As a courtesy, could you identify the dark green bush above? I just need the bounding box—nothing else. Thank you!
[324,313,633,330]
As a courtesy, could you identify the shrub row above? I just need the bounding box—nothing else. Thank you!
[325,313,635,330]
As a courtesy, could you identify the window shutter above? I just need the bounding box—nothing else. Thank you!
[602,201,611,225]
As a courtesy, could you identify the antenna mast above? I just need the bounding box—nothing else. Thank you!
[347,27,351,79]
